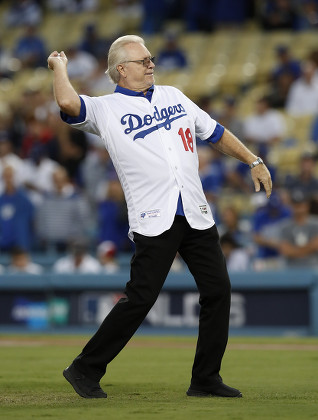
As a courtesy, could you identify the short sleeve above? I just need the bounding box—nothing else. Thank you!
[60,94,104,137]
[205,122,225,144]
[60,96,86,124]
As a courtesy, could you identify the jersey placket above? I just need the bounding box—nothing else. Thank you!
[149,100,185,200]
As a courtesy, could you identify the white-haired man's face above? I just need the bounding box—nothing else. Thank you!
[117,42,155,92]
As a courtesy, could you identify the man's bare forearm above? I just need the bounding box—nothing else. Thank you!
[53,67,81,116]
[212,128,257,165]
[48,51,81,116]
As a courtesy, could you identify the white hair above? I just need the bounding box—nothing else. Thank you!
[106,35,145,84]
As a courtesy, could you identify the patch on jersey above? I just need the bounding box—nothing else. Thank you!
[140,209,161,219]
[121,104,187,141]
[199,204,208,214]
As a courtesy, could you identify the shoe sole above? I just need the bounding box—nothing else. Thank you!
[63,369,107,399]
[186,389,242,398]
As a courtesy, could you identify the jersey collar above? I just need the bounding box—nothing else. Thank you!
[115,85,154,102]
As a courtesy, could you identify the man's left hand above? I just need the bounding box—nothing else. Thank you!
[251,164,272,198]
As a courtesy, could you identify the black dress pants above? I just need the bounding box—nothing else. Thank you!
[73,216,231,388]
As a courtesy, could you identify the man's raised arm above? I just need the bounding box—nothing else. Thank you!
[212,128,272,198]
[47,51,81,117]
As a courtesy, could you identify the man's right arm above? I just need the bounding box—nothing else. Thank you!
[47,51,81,117]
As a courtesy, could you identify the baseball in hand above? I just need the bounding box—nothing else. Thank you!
[56,52,64,63]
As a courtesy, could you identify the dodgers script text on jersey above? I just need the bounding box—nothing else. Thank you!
[121,103,187,140]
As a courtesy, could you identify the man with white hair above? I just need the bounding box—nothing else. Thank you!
[48,35,272,400]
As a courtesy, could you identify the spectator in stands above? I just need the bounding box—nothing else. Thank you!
[7,246,43,274]
[244,95,286,158]
[271,45,302,84]
[277,190,318,267]
[21,116,56,159]
[198,147,227,197]
[0,131,25,194]
[296,0,318,30]
[226,161,253,195]
[86,56,116,96]
[23,143,60,206]
[53,238,101,273]
[284,152,318,200]
[64,45,98,82]
[214,0,251,26]
[140,0,167,34]
[156,32,188,71]
[0,166,34,252]
[197,146,227,220]
[184,0,215,32]
[269,71,296,109]
[8,88,54,154]
[217,95,244,140]
[14,24,47,68]
[220,233,250,272]
[78,23,110,59]
[252,191,292,269]
[36,166,91,252]
[286,60,318,116]
[259,0,298,30]
[4,0,42,28]
[218,205,252,249]
[97,177,130,252]
[80,138,113,207]
[97,240,120,274]
[283,151,318,215]
[57,126,89,184]
[268,45,302,108]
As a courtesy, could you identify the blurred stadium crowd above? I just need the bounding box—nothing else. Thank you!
[0,0,318,274]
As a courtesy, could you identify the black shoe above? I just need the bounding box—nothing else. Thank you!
[63,364,107,399]
[187,377,242,398]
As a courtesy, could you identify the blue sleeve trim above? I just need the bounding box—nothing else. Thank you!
[60,96,86,124]
[206,123,225,144]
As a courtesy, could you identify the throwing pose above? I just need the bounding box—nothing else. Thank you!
[48,35,272,399]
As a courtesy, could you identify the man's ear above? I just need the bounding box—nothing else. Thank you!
[117,64,126,78]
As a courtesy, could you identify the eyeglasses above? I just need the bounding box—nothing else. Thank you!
[122,56,155,67]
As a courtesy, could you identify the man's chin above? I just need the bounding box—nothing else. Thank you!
[146,76,155,85]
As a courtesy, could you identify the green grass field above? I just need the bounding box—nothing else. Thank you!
[0,335,317,420]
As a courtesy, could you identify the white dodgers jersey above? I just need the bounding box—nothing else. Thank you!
[64,85,221,239]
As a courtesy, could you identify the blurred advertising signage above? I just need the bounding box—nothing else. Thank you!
[79,290,309,328]
[0,289,309,329]
[10,297,69,329]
